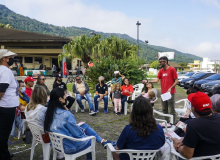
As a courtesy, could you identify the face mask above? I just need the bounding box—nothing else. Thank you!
[115,74,119,78]
[101,80,104,84]
[21,87,26,93]
[7,58,14,66]
[58,79,62,82]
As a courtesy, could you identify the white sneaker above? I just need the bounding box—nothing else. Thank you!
[81,109,84,113]
[89,110,96,116]
[57,153,64,159]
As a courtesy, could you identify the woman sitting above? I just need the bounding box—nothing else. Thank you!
[113,96,165,160]
[44,88,115,160]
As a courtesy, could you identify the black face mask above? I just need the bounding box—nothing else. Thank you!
[58,79,62,82]
[7,58,14,66]
[115,74,119,78]
[101,80,104,84]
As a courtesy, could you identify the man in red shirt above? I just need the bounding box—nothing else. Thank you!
[142,56,178,121]
[24,76,35,98]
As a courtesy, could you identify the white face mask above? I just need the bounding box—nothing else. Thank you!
[21,87,26,93]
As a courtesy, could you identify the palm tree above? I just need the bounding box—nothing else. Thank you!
[64,34,101,66]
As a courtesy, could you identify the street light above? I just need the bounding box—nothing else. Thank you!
[145,40,148,71]
[90,32,97,36]
[136,21,141,65]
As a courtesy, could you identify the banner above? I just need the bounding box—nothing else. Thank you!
[158,52,175,60]
[63,62,67,75]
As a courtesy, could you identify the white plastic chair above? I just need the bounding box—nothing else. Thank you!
[18,119,27,139]
[124,91,136,115]
[106,81,112,86]
[75,93,91,112]
[49,132,96,160]
[153,109,175,133]
[170,148,220,160]
[107,143,159,160]
[133,83,144,96]
[27,122,51,160]
[175,99,189,117]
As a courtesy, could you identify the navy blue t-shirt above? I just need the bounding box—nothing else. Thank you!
[117,124,165,160]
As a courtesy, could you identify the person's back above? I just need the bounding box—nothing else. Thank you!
[183,113,220,157]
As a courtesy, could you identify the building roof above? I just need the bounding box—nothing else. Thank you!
[168,61,182,68]
[0,28,71,43]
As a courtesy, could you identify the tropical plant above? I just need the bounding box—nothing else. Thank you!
[0,23,12,28]
[150,60,160,69]
[64,34,101,66]
[86,56,146,92]
[92,35,137,59]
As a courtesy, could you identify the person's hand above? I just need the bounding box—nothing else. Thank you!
[141,80,148,84]
[99,94,104,101]
[172,138,183,150]
[167,88,171,93]
[182,114,189,119]
[141,92,145,95]
[182,127,186,133]
[124,90,129,93]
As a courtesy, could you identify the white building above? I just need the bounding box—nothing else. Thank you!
[201,58,215,71]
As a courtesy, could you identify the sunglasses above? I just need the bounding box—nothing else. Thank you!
[76,79,80,81]
[159,61,166,63]
[41,79,45,80]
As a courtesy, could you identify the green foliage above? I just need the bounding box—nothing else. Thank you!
[0,4,202,63]
[178,63,188,68]
[0,23,12,28]
[86,56,146,92]
[150,60,160,69]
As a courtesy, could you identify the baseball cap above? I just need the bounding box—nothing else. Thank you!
[56,73,62,78]
[188,91,211,112]
[24,77,36,83]
[0,49,17,59]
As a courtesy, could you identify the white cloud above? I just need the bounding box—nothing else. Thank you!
[195,0,220,10]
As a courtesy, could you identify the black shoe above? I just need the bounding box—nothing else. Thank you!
[10,153,14,158]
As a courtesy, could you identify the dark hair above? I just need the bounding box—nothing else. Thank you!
[44,88,66,132]
[144,82,154,93]
[212,85,220,95]
[75,75,80,79]
[159,56,168,64]
[36,75,45,85]
[193,108,212,116]
[17,80,24,87]
[130,96,158,138]
[123,78,130,85]
[186,86,201,95]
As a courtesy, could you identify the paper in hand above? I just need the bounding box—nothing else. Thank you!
[165,131,181,140]
[161,92,172,101]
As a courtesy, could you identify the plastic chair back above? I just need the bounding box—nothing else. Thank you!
[27,122,44,144]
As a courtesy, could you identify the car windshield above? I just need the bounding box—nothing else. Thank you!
[191,73,206,78]
[205,74,220,80]
[183,72,194,76]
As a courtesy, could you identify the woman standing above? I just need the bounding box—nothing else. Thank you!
[19,62,24,76]
[121,78,133,113]
[0,49,19,160]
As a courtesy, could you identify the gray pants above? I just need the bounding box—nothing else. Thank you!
[161,94,176,123]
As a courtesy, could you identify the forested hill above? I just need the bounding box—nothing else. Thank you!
[0,4,202,63]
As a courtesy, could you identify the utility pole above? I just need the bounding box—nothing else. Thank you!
[136,21,141,65]
[145,40,148,71]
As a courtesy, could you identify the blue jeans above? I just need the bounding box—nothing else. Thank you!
[121,95,128,112]
[76,93,94,111]
[94,95,108,110]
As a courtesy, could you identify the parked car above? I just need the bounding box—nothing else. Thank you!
[180,72,216,89]
[194,74,220,88]
[177,71,188,76]
[178,72,195,85]
[201,80,220,94]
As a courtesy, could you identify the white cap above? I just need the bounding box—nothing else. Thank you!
[114,71,119,74]
[0,49,17,59]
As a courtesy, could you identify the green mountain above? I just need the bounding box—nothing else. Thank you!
[0,4,202,63]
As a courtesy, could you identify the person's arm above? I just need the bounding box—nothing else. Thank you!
[72,84,79,94]
[104,85,108,96]
[177,145,195,159]
[44,85,50,96]
[167,78,178,92]
[84,82,89,93]
[0,71,11,100]
[148,78,160,83]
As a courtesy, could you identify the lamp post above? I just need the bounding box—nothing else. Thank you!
[136,21,141,65]
[145,40,148,71]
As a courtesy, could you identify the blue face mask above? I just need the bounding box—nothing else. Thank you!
[21,87,26,93]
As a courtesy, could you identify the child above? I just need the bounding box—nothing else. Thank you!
[112,83,122,115]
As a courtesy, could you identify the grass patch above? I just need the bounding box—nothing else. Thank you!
[67,83,73,92]
[146,75,157,78]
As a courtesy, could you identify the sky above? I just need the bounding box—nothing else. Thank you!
[1,0,220,59]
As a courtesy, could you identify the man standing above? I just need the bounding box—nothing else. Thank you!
[52,64,56,77]
[53,74,75,109]
[94,76,108,113]
[24,76,35,98]
[72,76,96,116]
[142,56,178,120]
[172,92,220,159]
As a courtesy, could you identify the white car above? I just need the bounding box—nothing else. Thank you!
[178,72,195,84]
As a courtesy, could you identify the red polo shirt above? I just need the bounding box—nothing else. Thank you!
[121,84,134,96]
[25,87,33,98]
[157,66,178,94]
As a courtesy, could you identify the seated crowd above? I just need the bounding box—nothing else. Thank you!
[11,71,220,160]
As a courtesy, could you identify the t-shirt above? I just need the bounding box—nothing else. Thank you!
[95,83,108,94]
[77,82,86,93]
[182,113,220,157]
[157,66,178,94]
[53,82,67,90]
[0,65,19,107]
[112,90,121,98]
[121,84,134,97]
[117,124,165,160]
[25,87,33,98]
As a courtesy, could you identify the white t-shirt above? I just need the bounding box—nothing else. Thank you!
[0,65,19,107]
[187,101,196,118]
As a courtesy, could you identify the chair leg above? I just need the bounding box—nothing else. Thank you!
[65,154,75,160]
[53,150,57,160]
[107,147,113,160]
[75,102,78,112]
[124,102,127,115]
[30,138,37,160]
[42,143,51,160]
